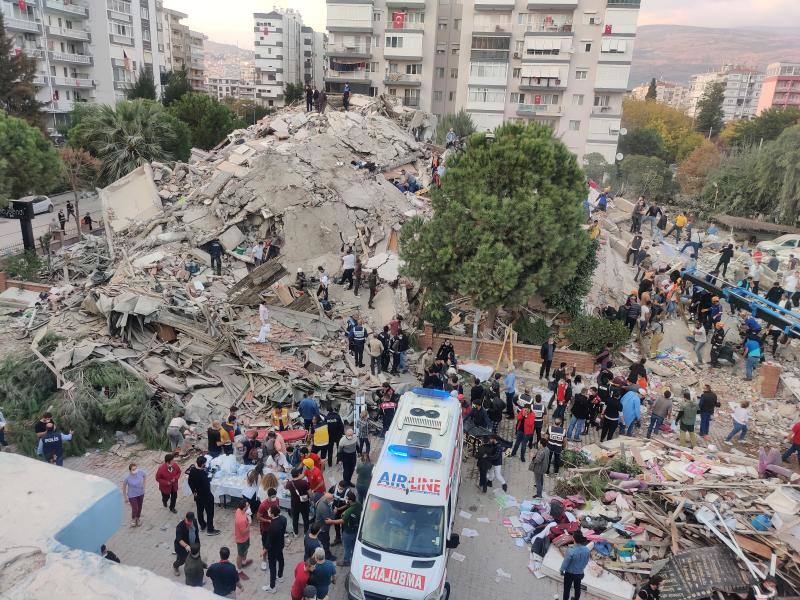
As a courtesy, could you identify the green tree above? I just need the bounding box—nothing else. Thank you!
[616,155,673,200]
[222,97,271,125]
[161,69,192,107]
[544,239,599,315]
[126,67,157,100]
[700,146,762,217]
[645,78,657,101]
[675,141,721,197]
[695,81,725,137]
[401,122,589,317]
[622,98,704,163]
[159,112,192,161]
[284,83,305,104]
[435,109,476,145]
[0,111,61,203]
[722,107,800,147]
[582,152,611,184]
[618,127,666,159]
[0,15,44,127]
[169,92,243,151]
[565,314,629,354]
[68,99,177,185]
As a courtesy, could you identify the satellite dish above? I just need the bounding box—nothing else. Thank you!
[619,127,628,135]
[616,153,624,161]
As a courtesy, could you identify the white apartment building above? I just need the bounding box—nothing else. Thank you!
[324,0,640,162]
[253,9,310,108]
[187,29,205,91]
[207,76,255,102]
[3,0,165,127]
[686,64,763,123]
[629,79,689,111]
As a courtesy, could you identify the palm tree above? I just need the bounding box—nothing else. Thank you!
[75,99,177,184]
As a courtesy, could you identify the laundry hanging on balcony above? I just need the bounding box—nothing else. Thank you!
[330,59,367,72]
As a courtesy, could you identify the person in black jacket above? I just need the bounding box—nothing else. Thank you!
[100,544,120,563]
[637,575,663,600]
[715,244,734,278]
[436,340,456,366]
[324,407,344,468]
[566,391,591,442]
[698,384,720,438]
[263,505,287,593]
[186,456,220,535]
[173,511,201,576]
[600,393,622,442]
[627,358,647,384]
[540,336,556,380]
[476,436,502,493]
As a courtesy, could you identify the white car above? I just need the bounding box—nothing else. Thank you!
[17,195,54,215]
[756,234,800,256]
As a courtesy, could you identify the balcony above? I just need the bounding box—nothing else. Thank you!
[384,35,424,60]
[328,42,372,57]
[517,103,562,116]
[109,33,134,46]
[527,0,578,8]
[50,51,93,65]
[519,77,566,90]
[521,15,573,33]
[32,75,48,85]
[45,0,89,17]
[472,23,513,35]
[24,48,45,59]
[607,0,640,6]
[325,70,372,81]
[48,99,76,113]
[51,76,95,87]
[48,25,90,40]
[384,20,425,32]
[471,49,509,62]
[474,0,515,10]
[113,80,132,91]
[384,73,422,86]
[384,0,425,6]
[6,18,41,33]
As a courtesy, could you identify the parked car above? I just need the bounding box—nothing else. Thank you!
[756,234,800,256]
[17,195,54,215]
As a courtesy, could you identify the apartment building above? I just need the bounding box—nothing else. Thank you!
[629,79,689,111]
[207,76,255,102]
[324,0,640,162]
[253,9,308,108]
[686,64,763,123]
[302,26,327,90]
[2,0,164,126]
[187,29,205,91]
[756,62,800,115]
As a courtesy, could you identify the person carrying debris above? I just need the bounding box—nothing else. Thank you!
[208,239,223,276]
[665,212,688,244]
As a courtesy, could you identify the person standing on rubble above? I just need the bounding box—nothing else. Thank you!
[251,241,265,266]
[377,325,391,371]
[366,333,383,376]
[646,390,672,439]
[377,382,397,434]
[698,384,720,438]
[316,266,329,302]
[351,318,367,368]
[298,395,321,431]
[599,389,622,443]
[619,388,644,437]
[305,85,313,112]
[539,335,556,380]
[208,239,223,276]
[367,268,378,308]
[742,334,762,381]
[676,391,699,448]
[781,418,800,464]
[724,400,750,444]
[353,256,362,296]
[342,83,351,111]
[312,87,320,112]
[665,212,688,244]
[503,366,517,419]
[319,90,328,113]
[340,249,356,290]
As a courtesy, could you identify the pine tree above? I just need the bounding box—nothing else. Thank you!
[695,81,725,137]
[126,67,157,100]
[645,78,657,101]
[0,14,44,127]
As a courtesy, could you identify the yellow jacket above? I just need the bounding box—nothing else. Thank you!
[272,407,289,428]
[312,423,329,447]
[675,214,687,228]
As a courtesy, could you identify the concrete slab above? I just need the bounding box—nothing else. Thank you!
[100,164,163,234]
[219,225,245,251]
[0,287,41,308]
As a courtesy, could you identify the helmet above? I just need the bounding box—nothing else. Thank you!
[297,267,304,273]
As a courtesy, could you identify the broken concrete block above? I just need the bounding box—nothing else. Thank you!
[100,164,163,234]
[219,225,245,251]
[201,172,233,198]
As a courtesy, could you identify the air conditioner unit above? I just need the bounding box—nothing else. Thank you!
[609,127,620,134]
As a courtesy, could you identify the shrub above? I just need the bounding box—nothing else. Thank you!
[565,314,629,354]
[513,316,550,346]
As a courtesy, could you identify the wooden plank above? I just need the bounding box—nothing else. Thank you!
[671,520,680,554]
[630,445,648,470]
[733,534,774,561]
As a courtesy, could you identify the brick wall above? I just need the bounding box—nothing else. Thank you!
[418,323,596,374]
[0,272,50,294]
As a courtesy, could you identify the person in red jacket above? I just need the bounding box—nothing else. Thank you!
[509,406,536,462]
[155,453,182,513]
[303,458,326,502]
[290,559,316,600]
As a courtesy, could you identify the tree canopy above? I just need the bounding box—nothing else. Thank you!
[161,69,192,107]
[695,81,725,137]
[721,107,800,148]
[615,155,673,200]
[582,152,611,185]
[126,67,157,101]
[675,141,721,197]
[622,98,704,163]
[0,111,61,203]
[168,92,243,151]
[0,15,44,127]
[645,78,657,101]
[285,83,305,104]
[618,127,666,160]
[401,122,589,312]
[435,109,476,145]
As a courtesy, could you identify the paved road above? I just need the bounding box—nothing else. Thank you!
[0,191,101,254]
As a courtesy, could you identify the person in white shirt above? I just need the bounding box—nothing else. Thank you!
[265,451,291,473]
[725,401,749,444]
[341,250,356,290]
[167,410,189,453]
[317,266,330,301]
[749,262,763,294]
[255,301,270,343]
[252,241,265,265]
[692,322,707,364]
[784,271,799,307]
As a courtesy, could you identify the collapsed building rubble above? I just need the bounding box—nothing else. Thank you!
[3,95,439,429]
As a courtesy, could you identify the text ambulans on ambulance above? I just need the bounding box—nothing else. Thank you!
[348,388,462,600]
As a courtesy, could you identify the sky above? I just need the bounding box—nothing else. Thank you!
[163,0,800,48]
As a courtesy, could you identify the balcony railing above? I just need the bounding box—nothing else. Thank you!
[48,25,90,40]
[384,20,425,31]
[520,77,566,89]
[6,18,41,33]
[384,73,422,85]
[51,76,95,87]
[45,0,89,17]
[326,70,371,81]
[24,48,45,59]
[517,103,562,115]
[109,33,134,45]
[328,42,371,55]
[522,18,573,33]
[50,51,92,65]
[473,22,513,33]
[113,80,132,91]
[32,75,48,85]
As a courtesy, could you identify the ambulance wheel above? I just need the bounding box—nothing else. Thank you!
[442,582,451,600]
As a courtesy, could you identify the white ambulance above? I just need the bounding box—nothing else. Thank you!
[347,387,463,600]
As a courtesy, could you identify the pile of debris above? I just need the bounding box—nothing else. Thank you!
[2,95,439,428]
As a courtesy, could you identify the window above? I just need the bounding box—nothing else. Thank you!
[386,36,403,48]
[449,91,455,101]
[433,90,443,102]
[450,68,458,78]
[575,69,588,80]
[436,49,445,55]
[569,120,580,130]
[435,67,445,78]
[451,48,458,55]
[110,22,130,36]
[515,40,524,54]
[573,94,584,105]
[142,27,150,41]
[510,92,525,104]
[472,36,510,50]
[360,498,445,558]
[454,19,461,30]
[584,42,592,52]
[406,63,422,75]
[373,11,381,21]
[438,22,447,30]
[388,63,398,73]
[140,6,149,19]
[512,68,521,78]
[469,63,507,78]
[601,38,627,53]
[468,88,505,103]
[593,94,610,107]
[107,0,132,14]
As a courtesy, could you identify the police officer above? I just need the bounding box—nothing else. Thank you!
[324,407,344,468]
[351,319,367,368]
[709,322,727,367]
[40,421,73,466]
[545,417,567,475]
[377,383,397,435]
[530,393,546,445]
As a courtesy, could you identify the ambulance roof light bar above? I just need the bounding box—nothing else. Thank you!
[410,387,452,399]
[387,444,443,461]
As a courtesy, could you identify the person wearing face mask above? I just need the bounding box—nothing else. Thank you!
[122,462,147,527]
[337,427,359,484]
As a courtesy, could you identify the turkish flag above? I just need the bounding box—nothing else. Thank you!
[392,11,405,29]
[534,95,541,105]
[604,24,612,35]
[14,47,22,56]
[18,0,27,10]
[262,26,268,35]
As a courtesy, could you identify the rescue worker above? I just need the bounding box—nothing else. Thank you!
[531,393,546,445]
[208,239,223,276]
[376,383,397,435]
[351,319,367,368]
[545,417,567,475]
